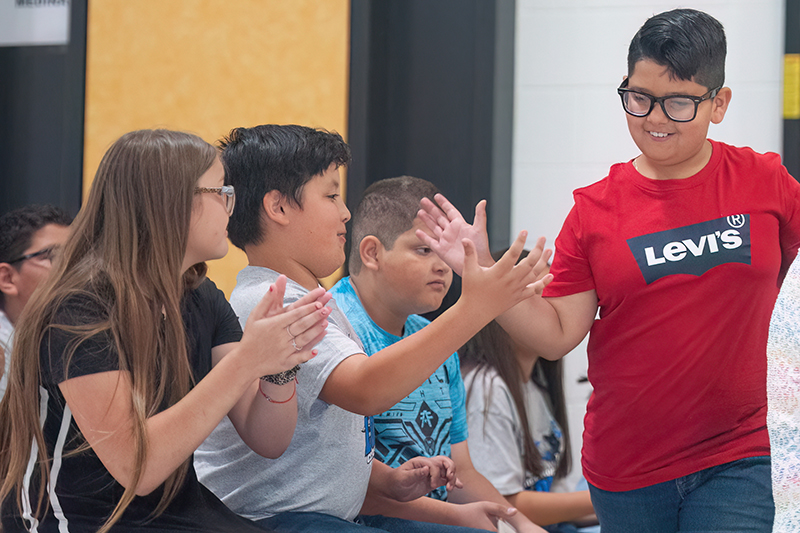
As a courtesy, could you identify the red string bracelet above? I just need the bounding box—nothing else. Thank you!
[259,377,298,404]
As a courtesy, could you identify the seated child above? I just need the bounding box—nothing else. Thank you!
[459,250,596,532]
[0,129,329,532]
[195,124,550,533]
[330,176,540,533]
[0,203,72,400]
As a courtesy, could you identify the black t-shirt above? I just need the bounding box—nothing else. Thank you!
[2,278,268,532]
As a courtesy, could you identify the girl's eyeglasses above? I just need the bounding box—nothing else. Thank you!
[195,185,236,216]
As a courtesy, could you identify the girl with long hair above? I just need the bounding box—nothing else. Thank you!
[460,251,596,533]
[0,129,330,532]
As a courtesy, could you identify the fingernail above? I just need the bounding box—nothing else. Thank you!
[268,286,273,292]
[315,302,323,309]
[311,349,318,356]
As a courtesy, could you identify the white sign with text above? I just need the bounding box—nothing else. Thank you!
[0,0,69,47]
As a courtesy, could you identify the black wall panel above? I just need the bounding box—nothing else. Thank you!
[0,0,87,218]
[348,0,515,254]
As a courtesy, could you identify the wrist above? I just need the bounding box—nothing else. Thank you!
[258,377,298,404]
[261,364,301,385]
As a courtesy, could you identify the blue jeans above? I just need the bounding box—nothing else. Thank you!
[256,511,490,533]
[588,456,774,533]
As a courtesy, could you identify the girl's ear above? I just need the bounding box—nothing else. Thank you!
[262,190,289,226]
[710,87,732,125]
[359,235,382,272]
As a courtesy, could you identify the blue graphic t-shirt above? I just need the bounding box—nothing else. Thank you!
[331,277,468,501]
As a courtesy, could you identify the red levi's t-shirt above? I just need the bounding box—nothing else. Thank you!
[543,140,800,491]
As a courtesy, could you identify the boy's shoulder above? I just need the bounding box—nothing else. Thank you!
[232,265,279,292]
[231,265,309,313]
[404,313,431,336]
[707,139,782,169]
[330,277,431,346]
[574,140,784,201]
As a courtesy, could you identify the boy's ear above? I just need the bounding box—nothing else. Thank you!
[262,190,290,226]
[0,263,19,298]
[710,87,732,125]
[359,235,382,272]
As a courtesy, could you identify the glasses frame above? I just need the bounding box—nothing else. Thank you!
[196,185,236,216]
[617,78,721,123]
[5,246,58,266]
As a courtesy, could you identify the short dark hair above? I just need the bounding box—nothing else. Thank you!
[349,176,440,275]
[627,8,726,90]
[0,204,72,264]
[220,124,351,251]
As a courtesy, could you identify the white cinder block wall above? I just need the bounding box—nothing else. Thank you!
[511,0,785,490]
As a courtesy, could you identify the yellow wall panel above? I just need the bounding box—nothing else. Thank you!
[84,0,350,295]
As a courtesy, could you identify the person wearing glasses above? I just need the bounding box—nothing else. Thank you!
[416,9,800,533]
[0,129,334,532]
[0,204,72,400]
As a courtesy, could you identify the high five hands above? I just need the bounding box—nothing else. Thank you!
[417,193,553,315]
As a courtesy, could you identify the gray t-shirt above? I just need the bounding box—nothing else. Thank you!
[195,266,372,521]
[463,366,564,495]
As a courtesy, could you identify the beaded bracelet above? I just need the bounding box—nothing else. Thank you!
[260,364,301,386]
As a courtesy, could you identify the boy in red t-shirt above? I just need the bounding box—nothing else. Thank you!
[418,8,800,533]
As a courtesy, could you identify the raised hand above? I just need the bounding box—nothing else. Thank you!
[239,275,331,377]
[459,232,553,325]
[416,194,492,276]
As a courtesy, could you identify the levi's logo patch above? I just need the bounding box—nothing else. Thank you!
[626,214,751,284]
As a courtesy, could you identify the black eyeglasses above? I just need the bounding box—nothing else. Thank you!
[5,246,59,266]
[195,185,236,216]
[617,78,721,122]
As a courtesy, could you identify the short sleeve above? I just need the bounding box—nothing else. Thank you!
[447,352,468,444]
[464,369,526,495]
[543,202,596,298]
[40,295,118,385]
[184,279,243,380]
[204,280,243,348]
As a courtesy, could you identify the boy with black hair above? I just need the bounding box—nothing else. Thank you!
[195,125,549,533]
[330,176,541,533]
[417,8,800,533]
[0,204,71,399]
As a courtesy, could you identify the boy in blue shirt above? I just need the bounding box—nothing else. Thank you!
[331,176,537,529]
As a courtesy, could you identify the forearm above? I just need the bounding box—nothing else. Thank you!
[495,298,568,360]
[363,460,397,504]
[227,377,298,458]
[322,298,492,414]
[64,346,261,495]
[360,495,477,529]
[495,292,596,361]
[506,490,595,526]
[448,469,534,533]
[137,349,261,492]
